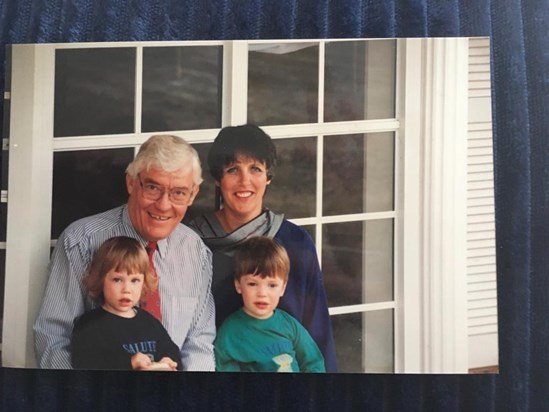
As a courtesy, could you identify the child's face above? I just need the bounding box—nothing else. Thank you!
[234,273,287,319]
[102,269,144,318]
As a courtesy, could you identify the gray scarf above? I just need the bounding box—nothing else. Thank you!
[188,209,284,256]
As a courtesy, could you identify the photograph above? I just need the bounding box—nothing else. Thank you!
[1,37,497,374]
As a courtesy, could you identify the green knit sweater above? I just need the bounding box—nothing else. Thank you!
[215,308,326,372]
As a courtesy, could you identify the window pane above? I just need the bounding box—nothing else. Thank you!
[1,146,8,190]
[364,219,394,302]
[322,219,393,306]
[2,98,10,141]
[331,312,363,373]
[184,143,217,224]
[324,40,396,122]
[323,133,394,215]
[363,309,394,372]
[331,310,394,373]
[54,48,135,137]
[0,249,4,335]
[264,137,316,219]
[51,149,134,238]
[0,203,6,242]
[248,44,318,126]
[142,47,222,132]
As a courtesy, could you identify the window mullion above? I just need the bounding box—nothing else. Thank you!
[222,41,248,126]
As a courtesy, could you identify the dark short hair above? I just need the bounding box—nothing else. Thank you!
[208,124,278,181]
[234,236,290,283]
[83,236,157,303]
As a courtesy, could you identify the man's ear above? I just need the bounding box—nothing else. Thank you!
[234,279,242,294]
[126,174,135,195]
[187,185,200,206]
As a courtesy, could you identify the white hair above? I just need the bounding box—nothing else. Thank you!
[125,135,203,186]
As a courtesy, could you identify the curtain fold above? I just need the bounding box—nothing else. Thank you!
[1,0,548,410]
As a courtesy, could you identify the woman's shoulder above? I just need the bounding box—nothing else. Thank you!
[184,212,220,236]
[276,220,315,247]
[277,219,307,236]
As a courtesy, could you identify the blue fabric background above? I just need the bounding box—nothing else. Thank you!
[0,0,548,410]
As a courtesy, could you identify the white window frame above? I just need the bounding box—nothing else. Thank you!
[2,38,470,373]
[396,38,469,373]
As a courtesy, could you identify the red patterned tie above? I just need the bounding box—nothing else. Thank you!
[142,241,162,321]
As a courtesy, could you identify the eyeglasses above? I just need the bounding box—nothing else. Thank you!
[137,174,194,205]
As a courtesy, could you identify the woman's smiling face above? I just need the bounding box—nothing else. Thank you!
[217,154,271,225]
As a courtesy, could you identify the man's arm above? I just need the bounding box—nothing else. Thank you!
[179,246,216,371]
[33,235,89,369]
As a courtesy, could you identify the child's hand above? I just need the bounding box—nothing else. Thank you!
[157,357,178,371]
[131,352,152,370]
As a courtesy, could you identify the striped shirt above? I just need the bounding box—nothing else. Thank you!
[33,205,216,371]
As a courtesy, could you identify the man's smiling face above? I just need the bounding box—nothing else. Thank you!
[126,167,197,241]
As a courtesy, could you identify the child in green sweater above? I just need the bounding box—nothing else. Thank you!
[214,236,326,372]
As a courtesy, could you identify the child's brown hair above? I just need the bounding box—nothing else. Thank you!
[83,236,157,303]
[234,236,290,282]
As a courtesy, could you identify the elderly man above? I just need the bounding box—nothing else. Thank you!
[34,135,215,370]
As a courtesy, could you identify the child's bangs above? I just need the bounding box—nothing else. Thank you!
[113,252,148,275]
[247,259,282,279]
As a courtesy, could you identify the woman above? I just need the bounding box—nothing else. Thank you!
[188,124,337,372]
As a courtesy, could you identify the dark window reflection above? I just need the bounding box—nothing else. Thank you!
[265,137,316,219]
[248,44,318,126]
[0,249,4,335]
[322,219,393,306]
[52,149,134,238]
[2,47,11,143]
[325,42,366,122]
[183,143,216,224]
[142,47,222,132]
[1,145,8,190]
[325,40,396,122]
[2,99,9,141]
[323,133,394,215]
[55,48,135,137]
[323,134,364,215]
[363,219,394,303]
[0,203,6,242]
[331,312,364,373]
[323,221,364,307]
[331,309,394,373]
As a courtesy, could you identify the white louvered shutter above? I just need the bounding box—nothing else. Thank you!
[467,37,498,369]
